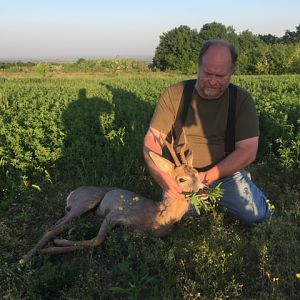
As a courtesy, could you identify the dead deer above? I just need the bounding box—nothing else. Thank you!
[21,135,207,263]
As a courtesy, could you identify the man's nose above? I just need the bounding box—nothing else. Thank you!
[208,75,217,85]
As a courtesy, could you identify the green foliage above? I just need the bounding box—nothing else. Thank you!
[232,75,300,182]
[0,58,150,75]
[259,34,281,44]
[0,74,299,299]
[199,22,239,45]
[187,183,224,215]
[64,58,150,74]
[152,25,201,73]
[265,43,296,74]
[152,22,300,74]
[281,24,300,43]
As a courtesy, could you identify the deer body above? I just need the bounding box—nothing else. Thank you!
[21,136,206,263]
[98,188,190,235]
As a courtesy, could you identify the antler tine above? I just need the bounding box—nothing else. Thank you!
[161,133,181,167]
[180,128,188,164]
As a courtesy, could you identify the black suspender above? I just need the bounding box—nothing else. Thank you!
[171,80,237,156]
[225,84,237,155]
[180,79,197,125]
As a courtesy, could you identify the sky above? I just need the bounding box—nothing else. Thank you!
[1,0,299,60]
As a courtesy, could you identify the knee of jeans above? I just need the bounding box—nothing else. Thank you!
[238,207,270,225]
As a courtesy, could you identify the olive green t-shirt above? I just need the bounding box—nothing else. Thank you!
[150,80,259,170]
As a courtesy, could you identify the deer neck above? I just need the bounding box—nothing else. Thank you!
[155,196,190,225]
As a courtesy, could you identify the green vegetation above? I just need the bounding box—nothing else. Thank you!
[0,73,299,299]
[0,58,151,77]
[187,183,224,215]
[152,22,300,74]
[1,23,299,77]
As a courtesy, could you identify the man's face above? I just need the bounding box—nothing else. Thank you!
[196,45,234,99]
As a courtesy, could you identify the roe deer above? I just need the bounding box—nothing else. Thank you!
[21,135,207,263]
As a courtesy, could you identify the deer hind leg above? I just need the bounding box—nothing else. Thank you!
[40,211,126,255]
[21,202,96,263]
[21,213,73,263]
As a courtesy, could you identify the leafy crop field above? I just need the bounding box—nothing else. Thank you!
[0,74,299,299]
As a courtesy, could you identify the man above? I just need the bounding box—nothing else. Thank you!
[144,39,270,224]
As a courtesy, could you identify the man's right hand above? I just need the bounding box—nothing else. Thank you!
[158,172,185,200]
[144,127,185,201]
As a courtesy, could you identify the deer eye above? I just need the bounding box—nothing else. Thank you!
[178,178,186,183]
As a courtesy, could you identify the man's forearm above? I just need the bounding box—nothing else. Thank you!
[143,127,165,186]
[143,147,163,182]
[205,147,255,184]
[202,137,259,184]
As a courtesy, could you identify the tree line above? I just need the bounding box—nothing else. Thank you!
[152,22,300,74]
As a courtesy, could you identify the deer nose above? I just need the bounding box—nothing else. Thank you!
[197,186,209,195]
[197,181,208,191]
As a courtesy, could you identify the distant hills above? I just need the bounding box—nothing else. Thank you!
[0,55,153,64]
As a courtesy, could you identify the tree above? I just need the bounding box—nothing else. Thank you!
[198,22,238,45]
[236,30,266,74]
[266,43,298,74]
[281,24,300,43]
[290,43,300,73]
[152,22,299,74]
[259,34,280,44]
[238,30,264,50]
[152,25,201,72]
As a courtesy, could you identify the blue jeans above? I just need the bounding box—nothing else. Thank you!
[187,169,270,224]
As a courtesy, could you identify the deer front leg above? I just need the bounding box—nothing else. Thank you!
[40,212,126,255]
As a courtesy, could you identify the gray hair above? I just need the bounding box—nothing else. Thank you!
[198,39,238,69]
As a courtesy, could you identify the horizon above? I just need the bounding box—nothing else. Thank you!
[0,54,154,63]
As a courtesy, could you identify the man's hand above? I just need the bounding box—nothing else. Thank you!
[198,172,208,184]
[198,171,217,186]
[144,127,185,201]
[197,136,259,185]
[156,171,185,200]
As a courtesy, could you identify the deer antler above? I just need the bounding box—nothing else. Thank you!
[161,133,181,167]
[180,128,188,164]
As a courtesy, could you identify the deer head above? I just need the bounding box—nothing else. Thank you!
[149,132,207,194]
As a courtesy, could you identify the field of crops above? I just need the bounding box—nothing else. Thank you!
[0,73,299,299]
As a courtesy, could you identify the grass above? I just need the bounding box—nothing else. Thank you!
[2,200,299,299]
[0,72,299,299]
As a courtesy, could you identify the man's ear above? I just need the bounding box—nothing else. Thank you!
[149,151,175,174]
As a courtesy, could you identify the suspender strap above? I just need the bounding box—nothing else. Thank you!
[180,79,197,125]
[169,79,196,142]
[170,80,237,156]
[225,83,237,155]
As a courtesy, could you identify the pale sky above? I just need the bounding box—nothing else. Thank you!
[1,0,299,60]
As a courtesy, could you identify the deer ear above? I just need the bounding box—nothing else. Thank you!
[186,150,193,166]
[149,151,175,174]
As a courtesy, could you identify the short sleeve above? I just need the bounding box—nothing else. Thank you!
[235,88,260,141]
[150,83,182,136]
